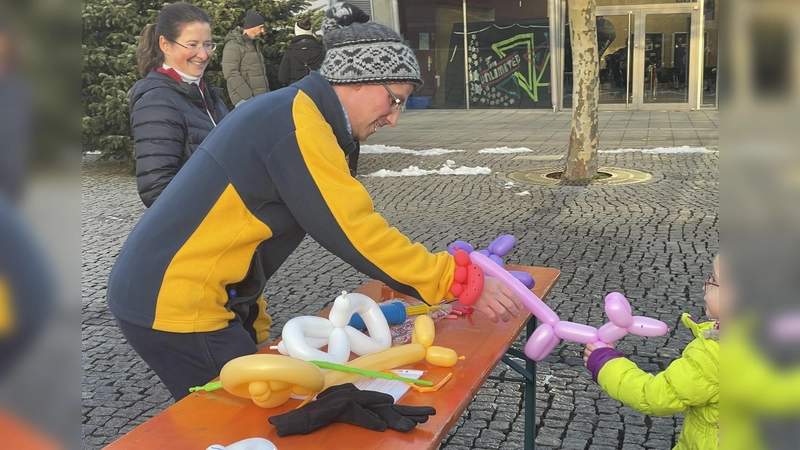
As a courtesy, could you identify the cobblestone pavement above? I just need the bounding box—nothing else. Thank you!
[82,110,718,449]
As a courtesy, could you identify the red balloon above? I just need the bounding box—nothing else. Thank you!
[458,264,484,306]
[454,266,467,283]
[454,249,470,266]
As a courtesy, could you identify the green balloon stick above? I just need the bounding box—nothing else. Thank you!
[188,359,435,394]
[188,380,223,393]
[310,360,434,386]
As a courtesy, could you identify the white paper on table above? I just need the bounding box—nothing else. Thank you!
[353,369,424,403]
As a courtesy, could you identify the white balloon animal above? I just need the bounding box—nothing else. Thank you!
[277,291,392,364]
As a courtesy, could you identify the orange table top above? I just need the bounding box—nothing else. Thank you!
[105,266,560,450]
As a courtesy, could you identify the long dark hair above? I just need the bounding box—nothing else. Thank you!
[136,2,211,78]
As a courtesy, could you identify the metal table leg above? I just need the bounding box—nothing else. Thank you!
[489,318,537,450]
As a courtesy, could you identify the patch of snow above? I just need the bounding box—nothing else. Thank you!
[360,144,464,156]
[367,161,491,177]
[478,147,533,154]
[600,146,715,154]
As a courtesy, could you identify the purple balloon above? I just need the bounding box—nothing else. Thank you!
[448,240,474,255]
[554,321,599,344]
[489,254,504,267]
[471,252,560,326]
[488,235,516,257]
[597,322,629,343]
[524,323,559,361]
[627,316,669,337]
[509,271,535,288]
[604,292,633,328]
[477,249,490,257]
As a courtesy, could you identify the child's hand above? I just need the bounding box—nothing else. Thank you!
[584,343,613,367]
[583,343,598,367]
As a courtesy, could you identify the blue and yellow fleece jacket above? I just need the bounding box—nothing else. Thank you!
[106,72,456,343]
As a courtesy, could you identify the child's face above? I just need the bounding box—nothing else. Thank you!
[704,255,721,319]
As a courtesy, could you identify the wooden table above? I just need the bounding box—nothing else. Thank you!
[106,266,560,450]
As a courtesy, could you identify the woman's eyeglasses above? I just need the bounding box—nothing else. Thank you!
[703,273,719,293]
[382,84,406,113]
[169,39,217,53]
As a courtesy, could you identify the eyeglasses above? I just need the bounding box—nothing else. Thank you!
[382,84,406,113]
[703,273,719,293]
[168,38,217,53]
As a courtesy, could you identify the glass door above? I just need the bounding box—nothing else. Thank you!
[641,12,692,104]
[598,14,634,105]
[561,4,702,110]
[562,12,634,109]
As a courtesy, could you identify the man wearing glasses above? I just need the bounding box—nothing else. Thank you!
[107,3,523,400]
[222,11,270,107]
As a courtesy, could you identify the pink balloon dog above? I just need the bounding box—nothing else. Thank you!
[449,235,535,288]
[469,252,669,361]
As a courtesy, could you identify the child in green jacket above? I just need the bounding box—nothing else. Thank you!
[584,254,720,449]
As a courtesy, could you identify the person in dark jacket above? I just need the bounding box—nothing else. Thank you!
[222,12,270,107]
[129,2,229,208]
[107,3,522,402]
[277,17,325,86]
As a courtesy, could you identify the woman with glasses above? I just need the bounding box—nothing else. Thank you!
[129,2,228,208]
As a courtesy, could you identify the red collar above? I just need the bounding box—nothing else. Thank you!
[157,67,204,90]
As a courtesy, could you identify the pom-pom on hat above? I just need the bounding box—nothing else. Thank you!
[318,2,422,87]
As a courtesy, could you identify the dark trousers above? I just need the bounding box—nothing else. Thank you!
[115,318,258,401]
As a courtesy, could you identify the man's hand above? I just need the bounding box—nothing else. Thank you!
[470,276,524,323]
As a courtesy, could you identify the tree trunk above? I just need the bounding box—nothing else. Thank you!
[563,0,600,182]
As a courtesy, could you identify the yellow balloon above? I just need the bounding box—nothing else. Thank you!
[292,386,312,396]
[413,315,435,348]
[425,345,460,367]
[323,343,426,389]
[219,354,326,408]
[248,380,270,398]
[252,388,292,408]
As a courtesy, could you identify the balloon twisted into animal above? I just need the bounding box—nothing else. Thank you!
[449,235,669,361]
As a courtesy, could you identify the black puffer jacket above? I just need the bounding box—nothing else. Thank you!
[277,35,325,86]
[129,71,229,207]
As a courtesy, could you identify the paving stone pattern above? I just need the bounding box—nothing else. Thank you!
[82,110,718,449]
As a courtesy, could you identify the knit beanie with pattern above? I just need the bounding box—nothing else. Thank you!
[318,2,422,87]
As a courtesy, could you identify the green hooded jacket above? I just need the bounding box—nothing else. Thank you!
[221,28,270,105]
[598,313,719,449]
[723,315,800,450]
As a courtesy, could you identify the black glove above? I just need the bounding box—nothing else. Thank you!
[318,383,436,432]
[268,383,436,436]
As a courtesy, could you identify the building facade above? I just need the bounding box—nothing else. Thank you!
[351,0,719,111]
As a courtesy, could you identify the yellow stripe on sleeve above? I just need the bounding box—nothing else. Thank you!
[291,92,455,303]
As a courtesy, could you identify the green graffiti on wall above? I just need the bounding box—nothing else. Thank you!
[491,33,550,102]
